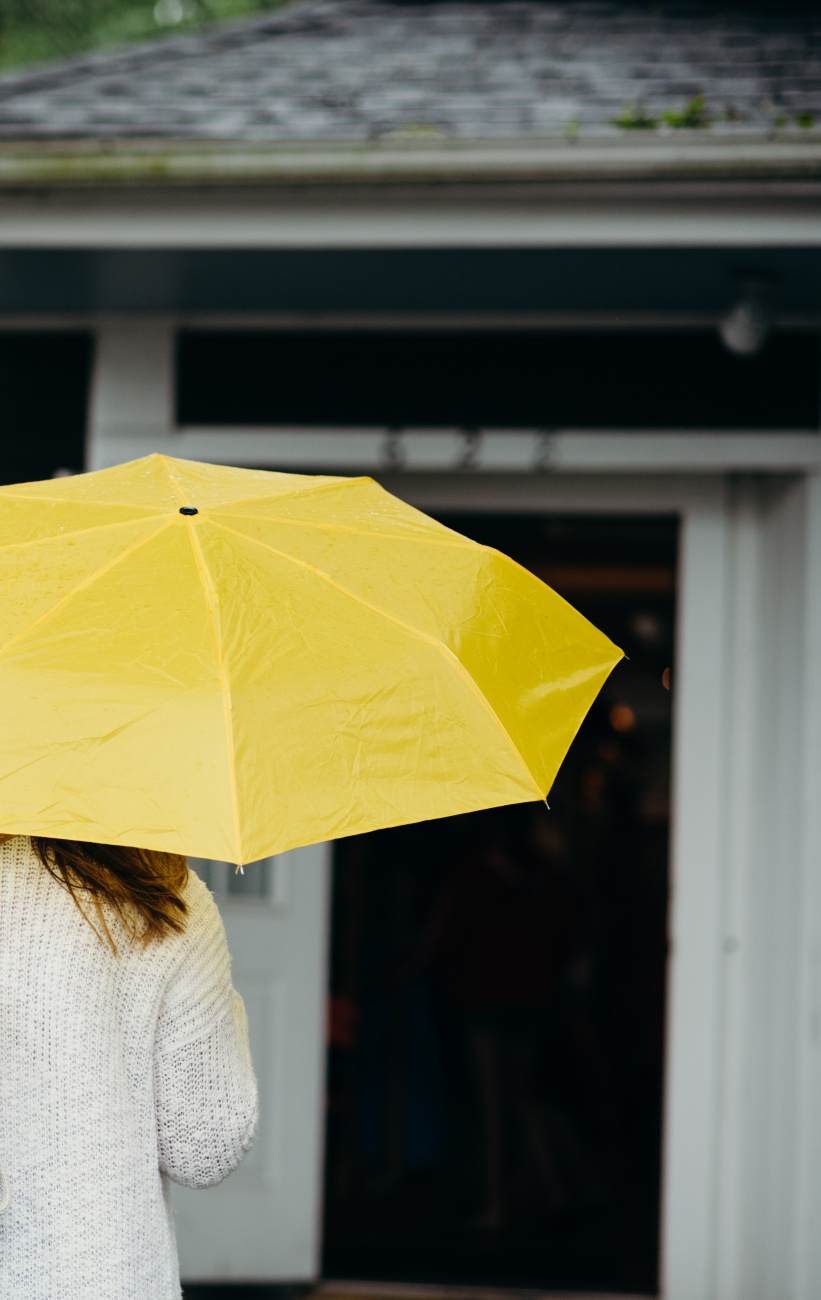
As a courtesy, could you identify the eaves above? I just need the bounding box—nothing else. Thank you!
[0,135,819,249]
[0,135,819,187]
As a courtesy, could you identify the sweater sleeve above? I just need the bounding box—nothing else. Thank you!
[153,874,259,1188]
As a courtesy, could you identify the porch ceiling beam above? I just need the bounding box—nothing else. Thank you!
[95,429,821,475]
[3,311,820,330]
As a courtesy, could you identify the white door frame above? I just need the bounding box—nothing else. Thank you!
[394,472,728,1300]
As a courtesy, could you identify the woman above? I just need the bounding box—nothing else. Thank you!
[0,833,257,1299]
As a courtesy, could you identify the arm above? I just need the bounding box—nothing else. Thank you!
[153,874,258,1188]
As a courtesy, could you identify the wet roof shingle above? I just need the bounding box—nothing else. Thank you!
[0,0,817,141]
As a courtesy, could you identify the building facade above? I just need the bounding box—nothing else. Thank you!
[0,3,820,1296]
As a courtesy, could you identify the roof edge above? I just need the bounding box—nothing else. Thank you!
[0,135,820,187]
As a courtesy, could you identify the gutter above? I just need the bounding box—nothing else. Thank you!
[0,135,819,188]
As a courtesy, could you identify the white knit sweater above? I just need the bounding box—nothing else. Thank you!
[0,836,258,1299]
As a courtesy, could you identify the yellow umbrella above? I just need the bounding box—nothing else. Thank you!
[0,455,621,863]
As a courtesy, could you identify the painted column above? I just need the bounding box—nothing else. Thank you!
[86,317,176,470]
[794,470,821,1300]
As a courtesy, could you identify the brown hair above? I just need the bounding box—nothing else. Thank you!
[31,837,188,953]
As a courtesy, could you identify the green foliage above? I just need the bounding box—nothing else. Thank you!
[659,95,711,129]
[611,102,657,131]
[769,109,816,131]
[612,94,717,133]
[0,0,290,70]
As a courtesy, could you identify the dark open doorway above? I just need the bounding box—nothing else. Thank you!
[323,513,676,1296]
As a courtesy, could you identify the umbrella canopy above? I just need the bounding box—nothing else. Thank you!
[0,455,621,862]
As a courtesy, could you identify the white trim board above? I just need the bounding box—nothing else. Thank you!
[0,191,819,249]
[92,429,821,476]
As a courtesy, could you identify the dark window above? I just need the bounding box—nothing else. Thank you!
[0,333,92,482]
[177,330,819,430]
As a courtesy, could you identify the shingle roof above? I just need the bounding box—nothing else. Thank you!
[0,0,817,142]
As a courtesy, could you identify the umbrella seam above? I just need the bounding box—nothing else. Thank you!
[209,517,544,799]
[0,491,165,511]
[0,461,365,514]
[183,521,244,867]
[0,515,168,556]
[211,511,479,550]
[0,518,175,660]
[158,455,194,508]
[201,475,370,511]
[158,453,365,513]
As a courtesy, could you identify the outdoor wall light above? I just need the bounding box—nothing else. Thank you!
[718,272,780,357]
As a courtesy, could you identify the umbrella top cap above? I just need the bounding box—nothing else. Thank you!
[179,507,198,516]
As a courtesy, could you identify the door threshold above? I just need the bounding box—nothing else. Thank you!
[318,1283,655,1300]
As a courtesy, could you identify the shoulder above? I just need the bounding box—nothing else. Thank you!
[0,835,42,870]
[109,862,227,999]
[156,867,233,1026]
[181,867,223,938]
[142,866,223,964]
